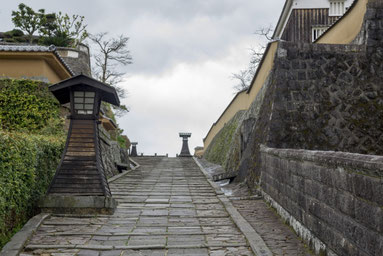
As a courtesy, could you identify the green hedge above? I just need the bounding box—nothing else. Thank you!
[0,79,62,133]
[0,131,64,248]
[0,79,65,248]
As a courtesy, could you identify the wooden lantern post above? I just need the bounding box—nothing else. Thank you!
[40,74,120,214]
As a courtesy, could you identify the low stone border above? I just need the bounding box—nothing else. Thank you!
[128,157,140,170]
[261,191,338,256]
[0,213,50,256]
[108,157,140,183]
[194,157,273,256]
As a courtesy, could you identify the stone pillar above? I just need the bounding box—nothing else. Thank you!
[179,133,192,157]
[131,142,138,157]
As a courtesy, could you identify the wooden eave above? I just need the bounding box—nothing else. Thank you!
[49,74,120,106]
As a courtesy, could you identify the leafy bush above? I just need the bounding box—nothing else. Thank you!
[0,79,65,248]
[2,29,27,43]
[0,131,64,248]
[117,135,127,149]
[39,32,72,47]
[0,79,64,134]
[3,29,24,37]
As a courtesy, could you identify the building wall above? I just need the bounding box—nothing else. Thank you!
[203,42,278,151]
[260,146,383,256]
[317,0,368,44]
[203,91,248,149]
[274,0,354,41]
[291,0,353,9]
[0,58,63,83]
[281,8,339,43]
[57,45,91,76]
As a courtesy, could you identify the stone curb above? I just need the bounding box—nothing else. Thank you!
[193,157,273,256]
[0,213,50,256]
[25,242,249,250]
[129,157,140,170]
[108,158,141,183]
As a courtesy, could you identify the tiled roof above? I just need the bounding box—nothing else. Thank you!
[0,44,75,76]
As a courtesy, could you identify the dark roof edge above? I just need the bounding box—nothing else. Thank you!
[315,0,360,43]
[272,0,293,40]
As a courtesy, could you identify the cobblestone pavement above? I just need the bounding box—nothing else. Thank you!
[196,158,313,256]
[21,157,253,256]
[231,200,312,256]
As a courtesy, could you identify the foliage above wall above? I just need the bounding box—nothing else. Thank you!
[0,79,64,134]
[10,3,88,47]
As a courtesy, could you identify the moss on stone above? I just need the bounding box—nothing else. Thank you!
[204,111,244,168]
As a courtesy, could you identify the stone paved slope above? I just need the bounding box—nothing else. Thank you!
[196,158,313,256]
[20,157,253,256]
[232,200,312,256]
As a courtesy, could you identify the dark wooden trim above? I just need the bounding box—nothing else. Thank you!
[94,121,111,197]
[47,117,73,194]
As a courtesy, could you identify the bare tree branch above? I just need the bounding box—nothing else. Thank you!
[90,32,132,116]
[232,25,274,92]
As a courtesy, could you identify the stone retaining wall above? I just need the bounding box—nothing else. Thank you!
[99,125,129,178]
[260,146,383,256]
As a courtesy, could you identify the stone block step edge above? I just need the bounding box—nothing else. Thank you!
[193,157,273,256]
[0,213,51,256]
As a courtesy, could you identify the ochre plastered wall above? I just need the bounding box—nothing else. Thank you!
[203,41,278,151]
[0,52,71,83]
[316,0,368,44]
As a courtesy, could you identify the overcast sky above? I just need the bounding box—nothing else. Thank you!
[1,0,285,156]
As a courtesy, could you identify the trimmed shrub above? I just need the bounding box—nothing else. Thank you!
[0,79,65,248]
[0,79,64,134]
[0,131,64,248]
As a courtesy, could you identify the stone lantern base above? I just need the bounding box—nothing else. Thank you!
[39,195,117,215]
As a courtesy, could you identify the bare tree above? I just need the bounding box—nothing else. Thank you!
[90,32,132,97]
[232,25,274,92]
[90,32,132,115]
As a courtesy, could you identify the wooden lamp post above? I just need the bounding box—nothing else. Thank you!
[40,74,120,214]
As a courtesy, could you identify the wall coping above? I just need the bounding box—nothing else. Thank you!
[260,145,383,177]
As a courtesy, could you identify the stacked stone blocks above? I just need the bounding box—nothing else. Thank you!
[260,147,383,256]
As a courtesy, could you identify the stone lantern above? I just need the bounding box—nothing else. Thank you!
[179,132,192,157]
[131,142,138,157]
[40,74,120,214]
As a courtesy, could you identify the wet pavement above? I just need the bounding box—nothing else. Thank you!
[196,158,313,256]
[20,157,253,256]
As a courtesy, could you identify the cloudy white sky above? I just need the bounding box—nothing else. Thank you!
[1,0,285,156]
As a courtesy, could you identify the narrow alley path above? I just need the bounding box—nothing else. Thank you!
[21,157,254,256]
